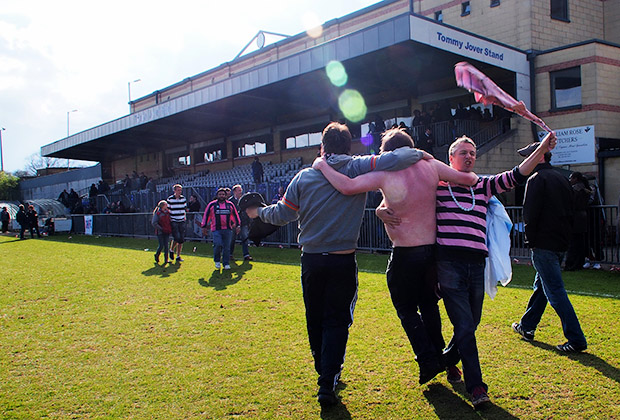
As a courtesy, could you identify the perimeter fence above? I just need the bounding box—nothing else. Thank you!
[70,206,619,264]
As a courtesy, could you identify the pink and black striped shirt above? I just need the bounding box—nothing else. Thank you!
[436,166,526,261]
[202,200,240,232]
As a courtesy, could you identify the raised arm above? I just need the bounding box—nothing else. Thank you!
[434,160,479,185]
[313,156,384,195]
[518,131,557,176]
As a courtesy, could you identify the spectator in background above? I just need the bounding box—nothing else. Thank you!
[58,189,70,207]
[271,186,284,204]
[188,194,201,213]
[152,200,172,265]
[167,184,188,263]
[398,121,411,137]
[412,109,423,127]
[202,187,240,270]
[482,108,493,122]
[230,185,252,261]
[140,172,148,190]
[252,157,264,184]
[89,183,98,198]
[565,172,591,271]
[145,177,156,193]
[416,127,435,155]
[97,179,110,194]
[27,205,41,238]
[16,204,28,240]
[1,207,10,233]
[512,142,587,354]
[68,189,79,209]
[453,103,469,120]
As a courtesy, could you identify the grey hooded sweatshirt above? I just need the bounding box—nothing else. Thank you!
[257,147,424,253]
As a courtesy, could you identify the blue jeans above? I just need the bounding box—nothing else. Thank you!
[230,225,250,257]
[212,230,233,265]
[520,249,587,347]
[156,233,170,261]
[437,259,487,394]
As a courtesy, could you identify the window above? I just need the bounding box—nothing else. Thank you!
[490,0,500,7]
[435,10,443,22]
[550,67,581,110]
[461,1,471,16]
[551,0,569,21]
[204,149,223,162]
[237,141,266,157]
[286,132,322,150]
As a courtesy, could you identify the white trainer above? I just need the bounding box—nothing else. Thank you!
[215,262,221,269]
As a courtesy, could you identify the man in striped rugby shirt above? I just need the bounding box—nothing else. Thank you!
[167,184,188,263]
[432,132,556,408]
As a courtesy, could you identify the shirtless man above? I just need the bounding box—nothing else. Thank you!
[313,128,478,384]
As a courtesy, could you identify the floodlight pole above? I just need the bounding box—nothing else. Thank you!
[67,109,78,170]
[128,79,141,112]
[0,127,5,172]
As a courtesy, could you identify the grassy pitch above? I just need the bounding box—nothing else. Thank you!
[1,234,619,419]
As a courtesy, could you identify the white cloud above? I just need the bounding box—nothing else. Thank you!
[0,0,379,173]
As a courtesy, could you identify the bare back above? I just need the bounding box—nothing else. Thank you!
[379,159,440,247]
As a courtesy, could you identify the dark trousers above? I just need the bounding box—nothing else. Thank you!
[29,224,40,238]
[1,221,8,233]
[301,252,357,391]
[386,246,444,367]
[565,232,586,270]
[438,259,487,394]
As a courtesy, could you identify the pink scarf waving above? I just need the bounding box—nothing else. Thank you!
[454,61,552,132]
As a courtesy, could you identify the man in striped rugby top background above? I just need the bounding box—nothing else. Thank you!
[167,184,188,263]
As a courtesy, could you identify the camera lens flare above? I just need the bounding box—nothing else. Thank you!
[338,89,367,123]
[326,61,347,87]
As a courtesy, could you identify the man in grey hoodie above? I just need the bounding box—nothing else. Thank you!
[246,122,429,405]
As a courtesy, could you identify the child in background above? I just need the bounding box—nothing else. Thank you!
[152,200,172,264]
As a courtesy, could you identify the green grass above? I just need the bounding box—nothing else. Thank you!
[1,234,619,419]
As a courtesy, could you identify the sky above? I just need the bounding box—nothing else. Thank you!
[0,0,380,173]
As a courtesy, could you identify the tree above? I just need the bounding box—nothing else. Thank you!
[0,171,19,201]
[26,152,65,176]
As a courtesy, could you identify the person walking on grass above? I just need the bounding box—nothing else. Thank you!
[511,143,587,354]
[167,184,187,263]
[202,188,241,270]
[152,200,172,265]
[229,185,252,261]
[245,122,429,406]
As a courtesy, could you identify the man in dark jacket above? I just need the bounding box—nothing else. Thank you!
[512,143,587,353]
[16,204,28,239]
[0,207,10,233]
[27,205,41,238]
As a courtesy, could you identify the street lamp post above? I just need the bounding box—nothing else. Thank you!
[67,109,77,170]
[128,78,141,112]
[0,127,5,172]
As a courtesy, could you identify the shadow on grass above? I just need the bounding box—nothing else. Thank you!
[316,381,351,420]
[198,260,253,291]
[424,383,520,419]
[141,261,180,278]
[531,341,620,384]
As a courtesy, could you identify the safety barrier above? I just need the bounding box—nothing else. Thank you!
[70,206,619,264]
